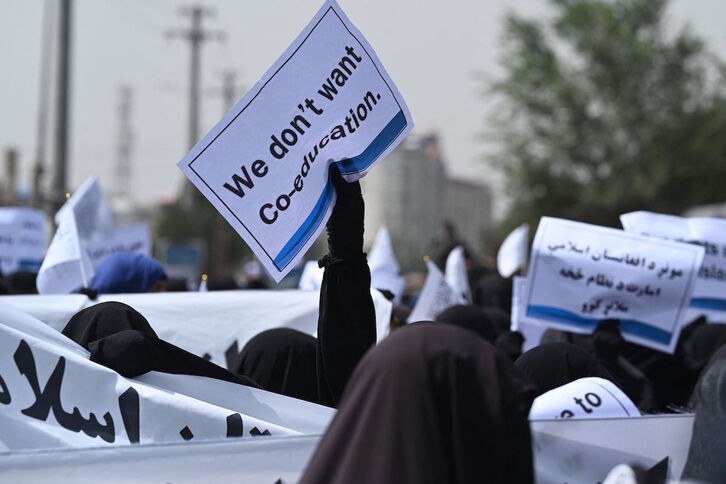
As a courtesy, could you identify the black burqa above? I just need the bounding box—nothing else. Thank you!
[231,328,318,403]
[514,342,617,397]
[300,322,536,484]
[63,301,258,387]
[682,344,726,483]
[435,304,508,343]
[232,167,376,407]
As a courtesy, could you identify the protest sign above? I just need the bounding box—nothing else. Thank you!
[445,245,471,303]
[84,223,151,269]
[55,176,115,244]
[510,276,547,352]
[621,211,726,322]
[0,303,332,453]
[0,207,46,275]
[529,377,640,421]
[177,0,413,282]
[408,259,463,323]
[497,223,529,278]
[525,217,704,353]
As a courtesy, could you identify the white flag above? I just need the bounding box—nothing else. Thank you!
[36,208,94,294]
[368,226,405,302]
[409,260,460,323]
[497,223,529,278]
[55,177,115,244]
[445,245,471,304]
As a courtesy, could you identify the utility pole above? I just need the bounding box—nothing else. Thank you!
[33,0,55,209]
[53,0,73,213]
[166,6,225,150]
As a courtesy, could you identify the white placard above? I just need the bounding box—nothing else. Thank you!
[497,223,529,278]
[621,211,726,322]
[525,217,704,353]
[529,377,640,421]
[510,276,547,352]
[177,0,413,283]
[0,208,46,275]
[84,223,152,269]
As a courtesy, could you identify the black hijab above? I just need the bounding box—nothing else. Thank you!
[63,302,258,387]
[300,322,536,484]
[435,304,508,343]
[514,342,617,397]
[231,328,318,403]
[472,274,513,313]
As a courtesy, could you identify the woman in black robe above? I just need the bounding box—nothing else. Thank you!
[300,321,536,484]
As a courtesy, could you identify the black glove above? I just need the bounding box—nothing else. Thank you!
[324,166,365,261]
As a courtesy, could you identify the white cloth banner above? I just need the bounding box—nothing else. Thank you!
[0,207,47,275]
[368,226,405,302]
[529,377,640,421]
[525,217,704,353]
[497,223,529,278]
[445,245,471,304]
[177,0,413,283]
[0,304,333,453]
[2,289,392,367]
[84,223,152,269]
[408,260,462,323]
[621,211,726,322]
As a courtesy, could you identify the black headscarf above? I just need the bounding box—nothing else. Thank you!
[472,274,513,313]
[5,271,38,295]
[514,342,617,397]
[435,304,508,343]
[62,302,258,387]
[231,328,318,403]
[300,322,536,484]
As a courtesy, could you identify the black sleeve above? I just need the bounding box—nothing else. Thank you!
[315,168,376,407]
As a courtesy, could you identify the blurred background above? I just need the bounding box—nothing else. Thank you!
[1,0,725,285]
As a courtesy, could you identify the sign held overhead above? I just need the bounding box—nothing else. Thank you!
[178,0,413,282]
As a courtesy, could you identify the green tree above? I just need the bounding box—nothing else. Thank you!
[489,0,726,231]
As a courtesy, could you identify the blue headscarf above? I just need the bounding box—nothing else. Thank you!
[90,251,167,294]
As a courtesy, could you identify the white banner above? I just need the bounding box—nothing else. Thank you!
[529,377,640,421]
[0,304,332,453]
[0,207,46,275]
[2,289,392,368]
[497,223,529,278]
[177,0,413,282]
[525,217,704,353]
[621,211,726,322]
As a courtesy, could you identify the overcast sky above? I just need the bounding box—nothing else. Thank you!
[1,0,725,214]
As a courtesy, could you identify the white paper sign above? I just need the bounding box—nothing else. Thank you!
[55,176,115,244]
[0,303,332,453]
[408,260,462,323]
[621,211,726,321]
[529,377,640,421]
[510,276,547,352]
[0,208,46,275]
[177,0,413,283]
[497,223,529,278]
[525,217,704,353]
[84,223,152,269]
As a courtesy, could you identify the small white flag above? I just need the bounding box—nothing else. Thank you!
[409,259,460,323]
[497,223,529,278]
[368,227,404,302]
[199,274,208,292]
[445,245,471,304]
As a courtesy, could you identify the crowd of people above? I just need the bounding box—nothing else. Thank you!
[1,168,725,483]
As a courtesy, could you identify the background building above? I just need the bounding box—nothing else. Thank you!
[362,133,492,269]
